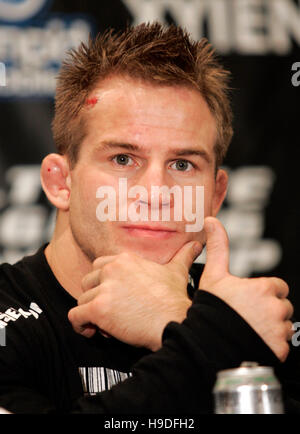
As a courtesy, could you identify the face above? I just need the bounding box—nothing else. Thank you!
[67,76,227,264]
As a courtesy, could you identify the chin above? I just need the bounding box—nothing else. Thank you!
[133,248,175,265]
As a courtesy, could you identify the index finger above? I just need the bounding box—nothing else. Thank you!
[82,256,117,292]
[269,277,289,299]
[82,269,101,292]
[92,255,116,270]
[68,304,96,336]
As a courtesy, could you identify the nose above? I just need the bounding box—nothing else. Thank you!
[132,162,176,210]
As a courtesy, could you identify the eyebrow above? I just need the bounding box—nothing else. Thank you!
[101,142,140,152]
[98,141,211,164]
[173,149,211,163]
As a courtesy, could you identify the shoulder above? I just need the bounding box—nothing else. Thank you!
[0,251,50,352]
[0,247,47,313]
[0,260,27,303]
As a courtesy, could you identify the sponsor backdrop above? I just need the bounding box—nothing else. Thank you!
[0,0,299,314]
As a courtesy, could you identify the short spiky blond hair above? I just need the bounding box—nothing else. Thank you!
[52,22,233,168]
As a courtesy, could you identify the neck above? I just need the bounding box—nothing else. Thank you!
[45,212,92,300]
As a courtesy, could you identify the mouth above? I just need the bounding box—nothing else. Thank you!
[121,224,178,239]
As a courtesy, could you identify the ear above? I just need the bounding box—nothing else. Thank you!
[40,153,71,211]
[212,168,228,216]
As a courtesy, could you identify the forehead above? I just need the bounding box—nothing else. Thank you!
[81,75,217,157]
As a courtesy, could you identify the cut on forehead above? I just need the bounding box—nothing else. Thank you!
[82,74,215,127]
[85,96,98,107]
[86,75,215,127]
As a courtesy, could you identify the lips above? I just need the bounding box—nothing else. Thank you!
[123,224,176,232]
[121,224,177,239]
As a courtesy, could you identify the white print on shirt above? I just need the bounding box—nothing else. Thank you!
[79,367,132,396]
[188,274,195,288]
[0,302,43,329]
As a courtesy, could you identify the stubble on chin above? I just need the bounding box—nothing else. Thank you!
[69,218,195,265]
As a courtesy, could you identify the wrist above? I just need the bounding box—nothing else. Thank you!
[149,299,192,352]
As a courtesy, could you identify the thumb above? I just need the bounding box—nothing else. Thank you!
[203,216,230,280]
[169,240,203,274]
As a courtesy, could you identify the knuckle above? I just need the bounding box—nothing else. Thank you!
[91,290,111,318]
[256,277,289,299]
[286,301,294,320]
[91,295,104,316]
[81,275,89,290]
[276,277,289,290]
[114,252,135,266]
[272,299,293,321]
[256,277,272,294]
[287,321,295,340]
[92,257,102,270]
[276,300,289,321]
[120,251,134,260]
[101,262,114,276]
[67,308,75,322]
[271,277,289,297]
[285,283,290,297]
[277,322,289,340]
[286,320,294,333]
[277,342,290,362]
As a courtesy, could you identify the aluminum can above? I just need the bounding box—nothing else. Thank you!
[213,361,284,414]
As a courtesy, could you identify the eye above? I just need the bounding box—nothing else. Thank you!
[170,159,193,172]
[112,154,134,166]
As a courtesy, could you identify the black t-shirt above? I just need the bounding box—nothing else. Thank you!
[0,246,299,414]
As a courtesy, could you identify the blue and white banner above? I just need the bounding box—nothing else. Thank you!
[0,0,93,98]
[0,0,51,24]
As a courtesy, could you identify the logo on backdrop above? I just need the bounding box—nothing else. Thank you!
[123,0,300,55]
[0,0,51,23]
[0,0,93,98]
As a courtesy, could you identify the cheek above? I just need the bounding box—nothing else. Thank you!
[71,184,92,211]
[70,169,121,216]
[69,170,102,220]
[203,182,215,215]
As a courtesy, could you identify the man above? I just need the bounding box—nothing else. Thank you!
[0,23,298,414]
